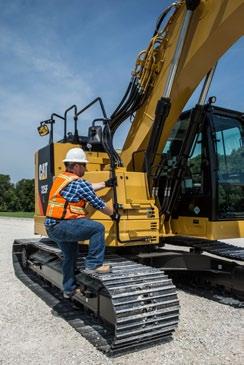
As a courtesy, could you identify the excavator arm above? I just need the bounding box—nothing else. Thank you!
[119,0,244,172]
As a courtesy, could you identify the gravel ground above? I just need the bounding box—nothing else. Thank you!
[0,217,243,365]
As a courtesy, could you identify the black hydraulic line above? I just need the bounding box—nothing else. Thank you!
[110,81,141,128]
[111,87,138,124]
[110,85,143,135]
[103,129,120,167]
[109,3,180,135]
[100,120,120,168]
[101,121,121,223]
[139,83,153,106]
[110,80,134,118]
[144,97,171,174]
[160,178,172,214]
[112,92,142,130]
[153,3,177,36]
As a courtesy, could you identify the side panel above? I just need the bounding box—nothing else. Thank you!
[85,169,159,246]
[171,216,244,240]
[34,144,54,235]
[35,144,54,219]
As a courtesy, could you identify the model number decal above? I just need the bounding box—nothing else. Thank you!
[39,162,48,180]
[40,184,48,194]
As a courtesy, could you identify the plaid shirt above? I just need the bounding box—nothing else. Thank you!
[45,178,105,226]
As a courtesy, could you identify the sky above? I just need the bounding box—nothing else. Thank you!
[0,0,243,183]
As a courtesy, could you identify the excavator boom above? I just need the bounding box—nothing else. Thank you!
[121,0,244,171]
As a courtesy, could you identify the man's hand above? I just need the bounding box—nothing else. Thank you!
[110,212,120,221]
[105,177,117,187]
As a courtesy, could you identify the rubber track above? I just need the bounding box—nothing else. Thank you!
[13,239,179,355]
[164,236,244,261]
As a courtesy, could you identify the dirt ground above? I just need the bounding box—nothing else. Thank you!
[0,217,243,365]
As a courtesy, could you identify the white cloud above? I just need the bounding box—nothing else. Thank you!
[0,22,96,182]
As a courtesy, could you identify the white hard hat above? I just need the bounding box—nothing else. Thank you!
[63,148,88,163]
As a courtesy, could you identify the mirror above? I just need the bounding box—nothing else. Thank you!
[88,126,102,144]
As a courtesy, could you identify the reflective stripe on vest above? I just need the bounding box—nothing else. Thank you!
[46,172,86,220]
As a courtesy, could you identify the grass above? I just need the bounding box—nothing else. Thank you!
[0,211,34,218]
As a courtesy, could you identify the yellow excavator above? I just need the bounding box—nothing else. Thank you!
[13,0,244,355]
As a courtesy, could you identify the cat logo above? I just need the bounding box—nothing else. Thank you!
[39,162,48,181]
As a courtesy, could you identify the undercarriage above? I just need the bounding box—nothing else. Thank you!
[13,238,180,355]
[12,237,244,354]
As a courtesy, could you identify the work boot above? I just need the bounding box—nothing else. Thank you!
[84,264,111,274]
[63,287,81,299]
[95,264,111,273]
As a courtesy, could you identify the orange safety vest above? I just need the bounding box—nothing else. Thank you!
[46,172,86,220]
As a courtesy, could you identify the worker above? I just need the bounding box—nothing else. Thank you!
[44,147,116,298]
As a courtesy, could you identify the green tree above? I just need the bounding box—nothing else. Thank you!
[0,174,20,211]
[15,179,35,212]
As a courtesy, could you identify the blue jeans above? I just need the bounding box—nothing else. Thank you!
[46,218,105,293]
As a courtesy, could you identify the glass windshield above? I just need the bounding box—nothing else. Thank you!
[163,116,190,156]
[162,115,204,194]
[213,113,244,218]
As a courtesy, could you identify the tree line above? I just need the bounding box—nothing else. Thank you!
[0,174,34,212]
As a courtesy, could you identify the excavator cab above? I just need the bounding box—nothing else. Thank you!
[155,104,244,238]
